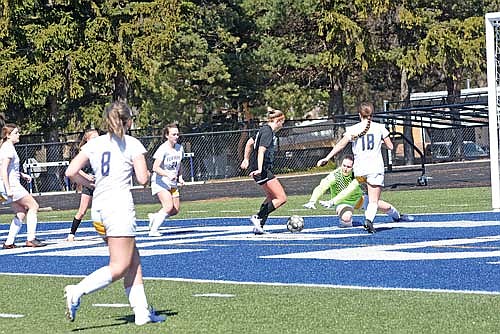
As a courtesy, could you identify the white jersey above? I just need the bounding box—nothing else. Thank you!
[344,120,389,176]
[151,142,184,190]
[0,142,20,185]
[0,141,28,201]
[81,134,146,208]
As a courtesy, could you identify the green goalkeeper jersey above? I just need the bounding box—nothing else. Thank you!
[329,168,364,206]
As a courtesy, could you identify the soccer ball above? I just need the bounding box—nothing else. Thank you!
[287,215,304,233]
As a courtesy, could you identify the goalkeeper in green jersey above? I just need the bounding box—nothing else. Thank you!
[303,154,413,227]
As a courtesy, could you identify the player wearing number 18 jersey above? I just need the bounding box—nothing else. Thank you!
[317,102,393,233]
[346,120,389,178]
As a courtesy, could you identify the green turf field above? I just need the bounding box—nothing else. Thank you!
[1,186,499,334]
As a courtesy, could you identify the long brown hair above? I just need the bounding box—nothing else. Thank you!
[105,101,132,139]
[0,123,17,148]
[78,128,99,150]
[351,102,373,141]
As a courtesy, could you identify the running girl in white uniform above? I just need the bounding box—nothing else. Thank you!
[64,101,165,326]
[0,124,45,248]
[317,102,393,233]
[148,123,184,237]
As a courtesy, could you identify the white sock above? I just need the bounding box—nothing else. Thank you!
[126,284,149,314]
[26,212,37,241]
[365,202,378,222]
[5,216,22,245]
[386,206,400,220]
[151,211,168,232]
[75,266,113,299]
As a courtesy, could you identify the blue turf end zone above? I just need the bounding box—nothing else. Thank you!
[2,211,500,294]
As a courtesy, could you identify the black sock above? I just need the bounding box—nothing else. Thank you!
[70,217,82,235]
[257,202,276,226]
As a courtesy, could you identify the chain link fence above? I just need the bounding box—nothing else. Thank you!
[16,121,490,193]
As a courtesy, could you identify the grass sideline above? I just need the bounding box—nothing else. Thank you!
[0,186,498,333]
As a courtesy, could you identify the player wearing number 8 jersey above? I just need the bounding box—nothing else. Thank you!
[317,102,393,233]
[64,101,165,326]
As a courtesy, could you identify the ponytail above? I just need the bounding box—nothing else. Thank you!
[105,101,132,139]
[351,118,371,141]
[351,102,374,141]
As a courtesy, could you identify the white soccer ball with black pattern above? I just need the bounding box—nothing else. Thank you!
[286,215,304,233]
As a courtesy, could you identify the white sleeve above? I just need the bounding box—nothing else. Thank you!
[153,144,165,161]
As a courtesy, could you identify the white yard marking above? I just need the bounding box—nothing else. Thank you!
[0,313,24,318]
[264,235,500,261]
[193,293,235,298]
[92,303,129,308]
[24,248,205,257]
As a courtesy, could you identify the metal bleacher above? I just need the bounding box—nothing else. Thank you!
[334,89,490,187]
[336,89,489,129]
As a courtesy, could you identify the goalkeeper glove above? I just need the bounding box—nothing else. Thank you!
[319,200,335,208]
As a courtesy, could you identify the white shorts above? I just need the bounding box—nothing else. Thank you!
[0,181,29,203]
[357,173,385,187]
[151,175,179,197]
[91,193,137,237]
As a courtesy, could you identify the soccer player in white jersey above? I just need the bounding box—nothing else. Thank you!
[0,124,45,248]
[317,102,393,233]
[64,101,165,326]
[147,123,185,237]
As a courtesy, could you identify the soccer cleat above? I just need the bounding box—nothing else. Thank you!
[147,213,154,229]
[339,220,353,228]
[148,230,162,237]
[393,214,415,222]
[64,285,81,322]
[66,234,75,242]
[135,306,166,326]
[363,219,375,233]
[319,200,334,208]
[26,239,46,247]
[250,215,264,234]
[303,201,316,210]
[2,243,16,249]
[252,227,269,235]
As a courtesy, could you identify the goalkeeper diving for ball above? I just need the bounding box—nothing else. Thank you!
[303,154,413,227]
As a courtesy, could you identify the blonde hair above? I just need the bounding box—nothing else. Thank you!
[0,123,17,148]
[351,102,374,141]
[267,107,285,122]
[105,101,132,139]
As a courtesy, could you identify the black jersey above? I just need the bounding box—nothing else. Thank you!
[250,124,277,171]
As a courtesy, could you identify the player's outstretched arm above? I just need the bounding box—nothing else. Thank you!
[317,136,350,167]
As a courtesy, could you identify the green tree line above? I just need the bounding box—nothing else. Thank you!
[0,0,497,139]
